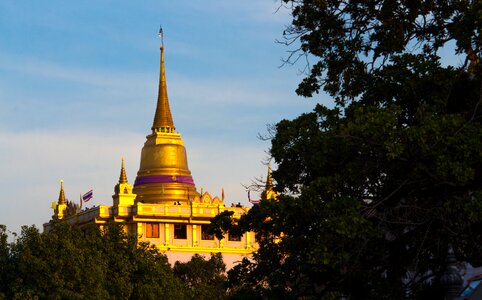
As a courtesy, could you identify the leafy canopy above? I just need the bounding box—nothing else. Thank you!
[281,0,481,101]
[0,222,186,299]
[216,0,482,298]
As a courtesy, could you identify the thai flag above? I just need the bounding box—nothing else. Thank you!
[82,189,93,202]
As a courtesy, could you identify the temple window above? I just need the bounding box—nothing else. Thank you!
[146,223,159,238]
[228,233,242,242]
[174,224,187,239]
[201,225,214,240]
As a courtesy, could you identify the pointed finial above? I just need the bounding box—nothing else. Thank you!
[119,157,128,184]
[158,25,164,47]
[266,163,273,190]
[261,164,278,201]
[440,243,463,298]
[222,188,225,201]
[152,27,175,133]
[58,179,66,205]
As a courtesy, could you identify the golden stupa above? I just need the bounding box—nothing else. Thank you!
[44,33,275,268]
[133,43,198,204]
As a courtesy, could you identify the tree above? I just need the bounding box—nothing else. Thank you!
[216,0,482,298]
[1,222,186,299]
[7,224,109,299]
[173,253,227,300]
[280,0,481,102]
[0,225,12,299]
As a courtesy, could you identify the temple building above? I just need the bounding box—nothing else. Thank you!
[43,39,269,267]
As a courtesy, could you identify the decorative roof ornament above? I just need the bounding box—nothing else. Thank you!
[261,163,278,201]
[119,157,128,184]
[265,163,273,191]
[58,180,66,205]
[440,243,463,299]
[158,25,164,46]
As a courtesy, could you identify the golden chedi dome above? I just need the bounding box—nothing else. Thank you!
[133,39,198,204]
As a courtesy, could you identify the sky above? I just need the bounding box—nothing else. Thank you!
[0,1,328,235]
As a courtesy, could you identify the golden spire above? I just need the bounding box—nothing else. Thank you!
[58,180,66,205]
[133,30,198,204]
[119,157,128,184]
[152,27,175,132]
[261,164,278,201]
[265,164,273,190]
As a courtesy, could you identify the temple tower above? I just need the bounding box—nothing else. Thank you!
[133,39,198,204]
[261,164,278,201]
[45,33,256,269]
[113,158,136,206]
[55,180,67,220]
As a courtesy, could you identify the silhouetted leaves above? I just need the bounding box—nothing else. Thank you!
[174,253,227,300]
[0,222,187,299]
[219,0,482,298]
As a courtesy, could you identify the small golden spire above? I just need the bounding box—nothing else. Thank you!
[261,164,278,201]
[119,157,128,184]
[265,163,273,190]
[152,27,175,132]
[58,180,66,205]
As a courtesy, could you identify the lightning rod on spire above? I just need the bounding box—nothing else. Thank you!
[158,25,164,47]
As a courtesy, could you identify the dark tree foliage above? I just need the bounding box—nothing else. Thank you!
[173,253,227,300]
[214,0,482,299]
[0,222,187,299]
[282,0,481,102]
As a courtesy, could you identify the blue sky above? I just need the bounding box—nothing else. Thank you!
[0,1,328,234]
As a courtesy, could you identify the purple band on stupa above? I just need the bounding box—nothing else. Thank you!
[134,175,195,187]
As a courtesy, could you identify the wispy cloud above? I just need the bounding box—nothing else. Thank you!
[0,129,140,234]
[0,52,154,89]
[0,51,320,135]
[182,0,291,25]
[170,74,294,107]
